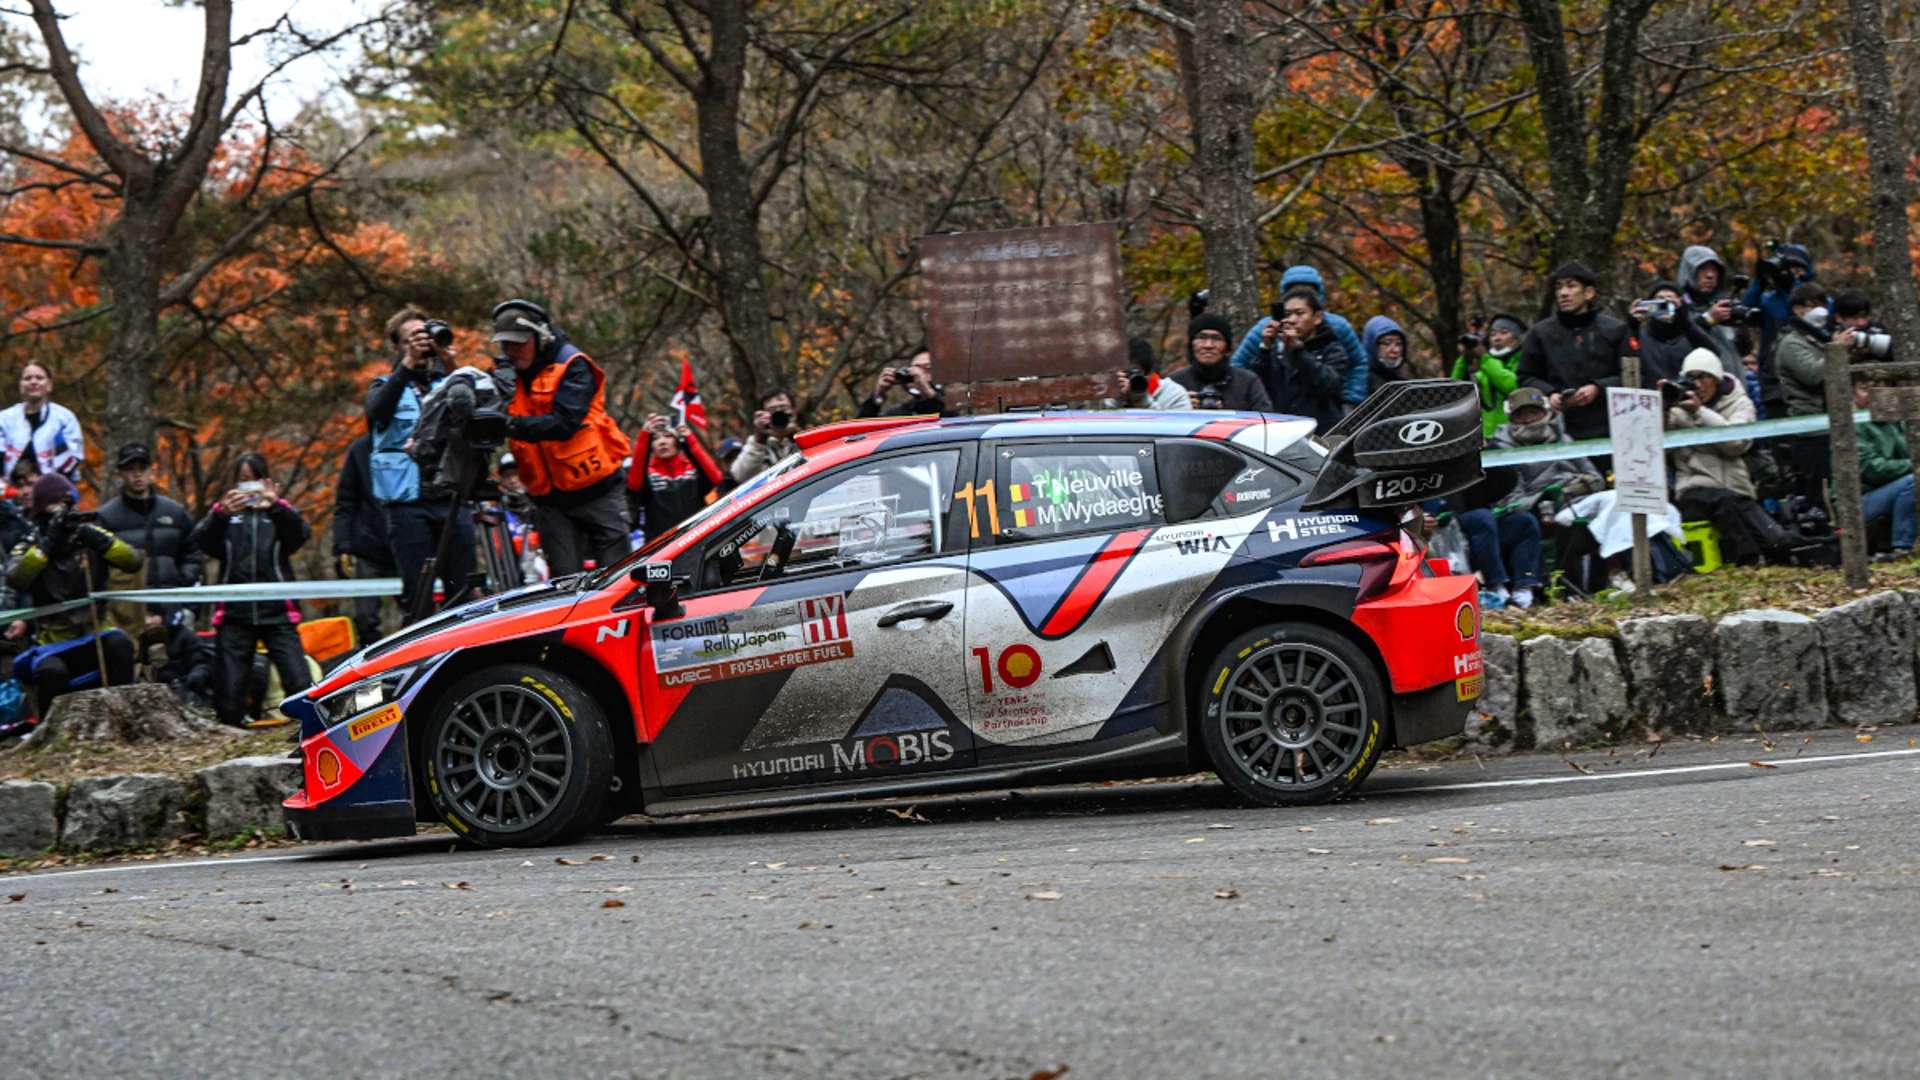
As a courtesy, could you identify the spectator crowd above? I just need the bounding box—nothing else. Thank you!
[0,237,1903,733]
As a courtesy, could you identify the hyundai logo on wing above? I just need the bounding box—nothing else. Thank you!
[1398,419,1444,446]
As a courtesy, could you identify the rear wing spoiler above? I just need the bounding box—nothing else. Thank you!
[1301,379,1485,511]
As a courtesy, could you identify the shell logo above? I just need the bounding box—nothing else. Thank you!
[1455,602,1477,641]
[997,644,1043,689]
[316,747,343,789]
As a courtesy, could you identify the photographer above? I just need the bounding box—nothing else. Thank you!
[188,453,312,729]
[1663,349,1788,565]
[858,349,949,418]
[497,300,634,577]
[1244,289,1346,430]
[1451,314,1525,437]
[332,433,396,650]
[1741,242,1819,414]
[733,387,803,484]
[1773,282,1856,502]
[1230,265,1369,408]
[1678,246,1738,342]
[1,475,142,719]
[1516,262,1631,441]
[627,414,724,538]
[1634,281,1735,387]
[0,362,84,485]
[367,308,477,616]
[1108,337,1192,410]
[1833,290,1892,362]
[96,442,203,663]
[1172,313,1272,412]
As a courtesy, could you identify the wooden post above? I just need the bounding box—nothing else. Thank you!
[1825,341,1870,588]
[1621,355,1652,592]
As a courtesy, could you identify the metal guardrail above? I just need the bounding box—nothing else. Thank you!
[0,578,404,625]
[1480,411,1856,468]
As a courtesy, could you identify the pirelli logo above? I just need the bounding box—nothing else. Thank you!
[348,703,403,741]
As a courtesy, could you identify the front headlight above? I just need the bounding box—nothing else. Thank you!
[316,666,418,724]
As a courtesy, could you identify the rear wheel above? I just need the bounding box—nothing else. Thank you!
[419,663,612,847]
[1196,623,1386,807]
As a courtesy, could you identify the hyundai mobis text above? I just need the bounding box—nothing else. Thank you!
[285,381,1488,847]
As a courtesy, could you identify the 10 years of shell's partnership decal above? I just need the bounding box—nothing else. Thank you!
[650,594,852,688]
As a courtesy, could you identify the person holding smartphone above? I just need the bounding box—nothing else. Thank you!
[188,452,312,728]
[627,413,725,539]
[1634,281,1734,388]
[733,387,802,484]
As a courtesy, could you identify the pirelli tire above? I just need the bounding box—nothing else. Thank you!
[1197,623,1388,807]
[418,663,613,848]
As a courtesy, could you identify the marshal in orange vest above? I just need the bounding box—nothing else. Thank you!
[507,349,632,496]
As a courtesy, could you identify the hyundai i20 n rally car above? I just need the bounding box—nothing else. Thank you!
[284,380,1489,848]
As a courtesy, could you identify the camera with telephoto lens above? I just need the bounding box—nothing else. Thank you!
[1188,290,1210,319]
[769,410,793,430]
[423,318,454,347]
[1125,368,1150,395]
[1727,303,1765,326]
[1851,320,1893,359]
[1660,373,1701,407]
[1195,384,1225,410]
[1755,241,1802,291]
[1457,317,1486,354]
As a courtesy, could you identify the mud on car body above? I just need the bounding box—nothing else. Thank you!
[285,381,1489,847]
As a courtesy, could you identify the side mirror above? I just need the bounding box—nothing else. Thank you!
[631,562,684,619]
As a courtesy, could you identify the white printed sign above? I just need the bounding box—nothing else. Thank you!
[1607,387,1668,516]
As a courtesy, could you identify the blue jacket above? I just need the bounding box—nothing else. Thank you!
[1740,242,1819,407]
[366,366,445,504]
[1231,266,1369,404]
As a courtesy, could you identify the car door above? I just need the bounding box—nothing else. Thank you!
[641,446,977,796]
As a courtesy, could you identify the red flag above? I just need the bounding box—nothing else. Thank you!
[670,358,707,430]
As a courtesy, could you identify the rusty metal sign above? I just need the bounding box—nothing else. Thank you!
[921,223,1127,409]
[1867,385,1920,423]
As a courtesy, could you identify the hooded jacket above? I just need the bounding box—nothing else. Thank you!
[1245,323,1348,431]
[1361,315,1413,396]
[1665,349,1757,499]
[1741,242,1818,409]
[1450,313,1525,438]
[1230,266,1370,405]
[1678,246,1727,310]
[1516,307,1633,440]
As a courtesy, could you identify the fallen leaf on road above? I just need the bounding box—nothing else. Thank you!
[589,854,613,862]
[1741,839,1777,847]
[399,880,418,886]
[1027,891,1063,901]
[1213,889,1239,899]
[630,855,640,863]
[886,806,929,822]
[1307,848,1333,855]
[1029,1068,1069,1080]
[519,861,533,867]
[1297,826,1315,833]
[799,921,831,930]
[1566,760,1595,775]
[1748,762,1779,769]
[604,886,634,893]
[555,858,582,866]
[1856,734,1874,743]
[1718,864,1767,872]
[443,882,470,890]
[1427,857,1471,864]
[1207,823,1234,830]
[602,899,625,908]
[945,878,963,886]
[1364,817,1403,825]
[1185,838,1206,844]
[1810,869,1846,877]
[765,862,788,870]
[1452,874,1486,880]
[6,894,21,903]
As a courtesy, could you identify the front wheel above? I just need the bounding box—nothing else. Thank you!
[1196,623,1386,807]
[418,663,612,847]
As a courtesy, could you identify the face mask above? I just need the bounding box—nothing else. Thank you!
[1487,344,1517,358]
[1511,419,1556,446]
[1803,307,1829,330]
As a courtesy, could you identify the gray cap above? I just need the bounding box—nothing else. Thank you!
[490,307,538,344]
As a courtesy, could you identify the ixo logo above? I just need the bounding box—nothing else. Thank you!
[1397,419,1444,446]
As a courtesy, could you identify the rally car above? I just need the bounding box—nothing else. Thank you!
[284,380,1488,848]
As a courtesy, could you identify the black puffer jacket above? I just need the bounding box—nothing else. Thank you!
[96,491,203,590]
[332,435,390,562]
[189,499,311,625]
[1248,326,1352,432]
[1516,309,1633,440]
[1170,361,1273,412]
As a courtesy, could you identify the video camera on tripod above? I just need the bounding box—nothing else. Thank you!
[404,367,521,623]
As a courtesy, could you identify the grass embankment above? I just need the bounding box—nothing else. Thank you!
[1484,554,1920,641]
[0,725,292,783]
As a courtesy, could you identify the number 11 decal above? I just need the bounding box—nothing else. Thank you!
[956,480,1001,539]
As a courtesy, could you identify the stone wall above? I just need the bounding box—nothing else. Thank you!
[0,756,302,858]
[1463,589,1920,754]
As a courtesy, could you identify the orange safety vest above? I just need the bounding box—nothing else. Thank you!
[507,349,631,496]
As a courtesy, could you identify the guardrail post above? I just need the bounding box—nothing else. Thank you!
[1825,341,1870,588]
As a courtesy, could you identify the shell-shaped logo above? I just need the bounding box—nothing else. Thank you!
[316,747,342,788]
[1455,601,1477,641]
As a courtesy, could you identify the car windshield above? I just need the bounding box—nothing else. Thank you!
[582,451,809,590]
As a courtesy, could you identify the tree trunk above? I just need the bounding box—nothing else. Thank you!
[696,0,782,403]
[1175,0,1263,335]
[101,204,164,454]
[1847,0,1920,356]
[1414,161,1465,375]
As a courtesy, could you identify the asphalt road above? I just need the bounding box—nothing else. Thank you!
[4,726,1918,1079]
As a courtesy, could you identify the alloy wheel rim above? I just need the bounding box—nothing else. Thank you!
[434,684,573,833]
[1217,642,1367,790]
